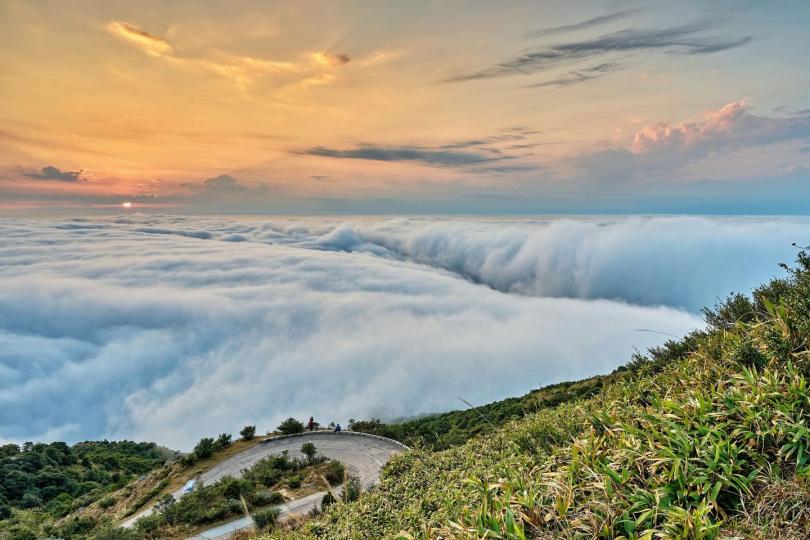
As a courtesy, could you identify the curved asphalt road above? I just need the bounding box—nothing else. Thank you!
[121,432,406,539]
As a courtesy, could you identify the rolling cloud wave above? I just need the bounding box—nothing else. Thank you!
[1,215,804,448]
[87,215,805,311]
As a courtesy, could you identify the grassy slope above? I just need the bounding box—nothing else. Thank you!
[351,375,613,451]
[266,255,810,540]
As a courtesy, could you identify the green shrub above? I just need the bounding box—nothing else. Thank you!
[287,475,301,489]
[193,438,216,460]
[320,491,336,511]
[240,425,256,440]
[242,454,293,487]
[301,442,317,463]
[219,476,251,499]
[133,513,162,538]
[45,492,73,517]
[98,496,116,509]
[342,476,361,503]
[323,460,345,486]
[214,433,232,450]
[276,418,304,435]
[252,490,284,506]
[252,506,281,530]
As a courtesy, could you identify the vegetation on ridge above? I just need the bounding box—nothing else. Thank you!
[0,441,167,532]
[262,253,810,539]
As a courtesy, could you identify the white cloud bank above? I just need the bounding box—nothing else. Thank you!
[0,215,805,449]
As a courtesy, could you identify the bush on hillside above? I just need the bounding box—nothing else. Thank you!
[342,476,361,503]
[193,438,216,460]
[251,490,283,506]
[323,460,345,486]
[300,442,317,463]
[252,506,280,530]
[240,425,256,440]
[320,491,336,511]
[276,418,304,435]
[214,433,232,450]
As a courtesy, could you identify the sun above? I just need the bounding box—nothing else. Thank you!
[121,201,132,208]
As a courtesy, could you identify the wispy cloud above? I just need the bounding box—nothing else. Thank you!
[446,23,752,82]
[104,20,349,90]
[311,51,351,66]
[304,145,509,167]
[525,9,639,38]
[23,165,86,182]
[106,21,172,57]
[527,62,622,88]
[301,128,546,170]
[469,164,542,174]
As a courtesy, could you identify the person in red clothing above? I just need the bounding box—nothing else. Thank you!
[307,416,315,431]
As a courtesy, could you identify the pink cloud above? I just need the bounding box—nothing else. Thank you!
[631,101,810,157]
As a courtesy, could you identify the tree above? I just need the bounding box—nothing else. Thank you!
[214,433,232,450]
[300,442,317,463]
[193,438,215,460]
[239,425,256,441]
[276,418,304,435]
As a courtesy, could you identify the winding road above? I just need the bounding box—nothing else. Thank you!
[121,432,407,539]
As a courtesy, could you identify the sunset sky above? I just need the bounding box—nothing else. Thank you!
[2,0,810,214]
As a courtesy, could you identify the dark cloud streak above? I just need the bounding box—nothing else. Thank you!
[445,23,753,82]
[23,165,86,182]
[525,9,639,38]
[528,62,623,88]
[303,145,512,167]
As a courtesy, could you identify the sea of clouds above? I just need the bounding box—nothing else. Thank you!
[1,214,807,449]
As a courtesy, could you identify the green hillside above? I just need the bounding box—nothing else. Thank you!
[0,441,168,539]
[265,253,809,539]
[348,374,612,451]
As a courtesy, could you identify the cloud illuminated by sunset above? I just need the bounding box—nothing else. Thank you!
[106,21,172,57]
[1,0,809,215]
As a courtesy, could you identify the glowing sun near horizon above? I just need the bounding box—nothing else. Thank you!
[121,202,132,209]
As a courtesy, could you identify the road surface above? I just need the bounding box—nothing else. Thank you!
[121,432,406,538]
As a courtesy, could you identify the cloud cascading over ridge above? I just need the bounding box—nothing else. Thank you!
[1,215,806,449]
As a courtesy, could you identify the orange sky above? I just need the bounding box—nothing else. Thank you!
[2,1,810,214]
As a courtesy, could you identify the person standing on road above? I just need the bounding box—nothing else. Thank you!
[334,423,341,432]
[307,416,315,431]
